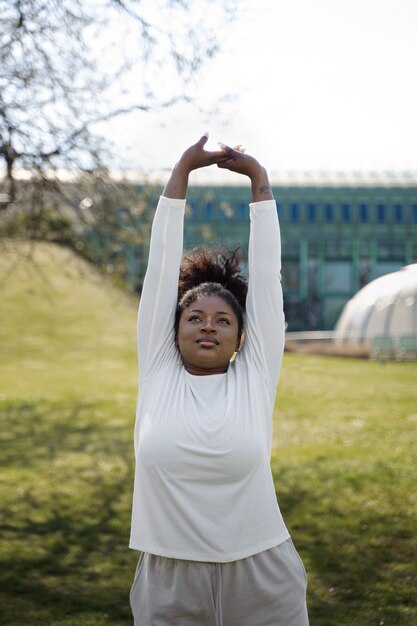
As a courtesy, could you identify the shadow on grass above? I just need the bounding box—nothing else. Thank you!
[277,465,417,626]
[0,399,137,625]
[3,400,416,625]
[0,400,131,468]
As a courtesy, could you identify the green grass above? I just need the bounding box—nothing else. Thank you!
[1,241,416,625]
[274,357,417,625]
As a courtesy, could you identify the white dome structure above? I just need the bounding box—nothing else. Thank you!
[335,264,417,343]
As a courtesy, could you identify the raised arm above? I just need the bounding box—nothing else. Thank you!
[138,135,225,381]
[218,146,285,397]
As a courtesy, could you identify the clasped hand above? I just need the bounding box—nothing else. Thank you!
[177,134,264,180]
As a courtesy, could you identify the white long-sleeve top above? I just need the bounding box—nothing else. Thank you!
[129,195,289,562]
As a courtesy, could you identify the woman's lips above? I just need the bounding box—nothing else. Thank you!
[196,338,218,347]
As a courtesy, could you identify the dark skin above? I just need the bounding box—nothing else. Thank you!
[177,295,241,376]
[165,134,274,375]
[162,134,274,202]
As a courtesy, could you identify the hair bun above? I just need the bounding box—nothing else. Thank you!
[178,245,247,309]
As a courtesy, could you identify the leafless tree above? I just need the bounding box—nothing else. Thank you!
[0,0,235,290]
[0,0,235,215]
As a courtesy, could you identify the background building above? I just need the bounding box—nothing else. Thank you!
[175,172,417,330]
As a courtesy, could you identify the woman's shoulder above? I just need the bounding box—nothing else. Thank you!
[233,353,263,380]
[140,359,183,388]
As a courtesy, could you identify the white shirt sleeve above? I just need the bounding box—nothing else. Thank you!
[240,199,285,400]
[137,195,185,383]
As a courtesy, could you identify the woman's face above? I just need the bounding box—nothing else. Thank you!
[177,295,240,375]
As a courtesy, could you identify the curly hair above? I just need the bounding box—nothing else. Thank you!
[174,245,248,339]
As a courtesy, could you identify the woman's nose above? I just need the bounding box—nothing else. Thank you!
[201,319,216,332]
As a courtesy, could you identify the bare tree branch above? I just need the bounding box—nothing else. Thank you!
[0,0,235,212]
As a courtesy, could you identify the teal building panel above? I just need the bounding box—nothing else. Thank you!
[128,175,417,330]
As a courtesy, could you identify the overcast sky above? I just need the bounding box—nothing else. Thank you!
[98,0,417,182]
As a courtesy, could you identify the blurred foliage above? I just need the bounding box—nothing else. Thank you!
[1,207,76,247]
[0,175,163,290]
[72,174,162,291]
[0,0,235,241]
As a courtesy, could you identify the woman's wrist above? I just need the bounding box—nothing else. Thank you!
[176,158,193,176]
[162,162,190,199]
[250,166,274,202]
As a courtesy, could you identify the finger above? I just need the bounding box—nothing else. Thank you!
[206,150,228,163]
[218,142,238,157]
[217,158,234,169]
[197,131,210,147]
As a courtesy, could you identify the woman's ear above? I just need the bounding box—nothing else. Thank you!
[236,331,245,352]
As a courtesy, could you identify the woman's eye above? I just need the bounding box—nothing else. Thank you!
[189,316,200,322]
[218,319,230,325]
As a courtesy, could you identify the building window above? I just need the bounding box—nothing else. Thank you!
[412,204,417,223]
[376,203,386,223]
[276,203,282,220]
[282,261,300,293]
[323,297,348,329]
[374,261,403,278]
[290,202,299,222]
[341,203,351,222]
[394,204,403,223]
[219,201,233,221]
[204,202,214,221]
[324,261,352,294]
[307,203,316,221]
[359,203,368,222]
[360,258,371,287]
[187,200,197,221]
[324,203,333,222]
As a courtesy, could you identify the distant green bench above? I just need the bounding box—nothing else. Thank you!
[397,335,417,361]
[371,336,395,360]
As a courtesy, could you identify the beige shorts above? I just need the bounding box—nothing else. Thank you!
[130,538,309,626]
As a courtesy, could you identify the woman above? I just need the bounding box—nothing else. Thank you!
[129,134,309,625]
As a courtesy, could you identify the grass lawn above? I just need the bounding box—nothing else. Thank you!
[1,241,416,625]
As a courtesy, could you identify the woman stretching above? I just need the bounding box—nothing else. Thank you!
[129,134,309,625]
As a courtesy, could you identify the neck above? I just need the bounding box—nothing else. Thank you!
[184,363,228,376]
